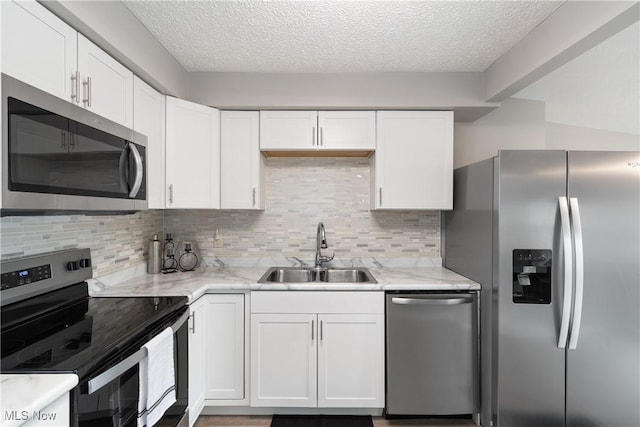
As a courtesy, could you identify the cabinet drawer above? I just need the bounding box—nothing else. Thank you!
[251,291,383,314]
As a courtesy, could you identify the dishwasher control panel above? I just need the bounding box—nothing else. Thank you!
[512,249,551,304]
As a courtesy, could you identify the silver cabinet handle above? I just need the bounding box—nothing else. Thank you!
[379,187,382,206]
[320,127,324,147]
[69,133,75,149]
[252,188,256,207]
[568,197,584,350]
[312,126,316,146]
[88,347,146,394]
[128,143,144,198]
[558,196,573,349]
[168,184,174,205]
[82,76,92,107]
[189,312,196,334]
[61,131,67,150]
[311,319,314,341]
[391,296,474,305]
[320,320,323,340]
[70,72,80,103]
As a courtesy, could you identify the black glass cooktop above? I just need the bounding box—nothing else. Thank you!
[1,282,187,379]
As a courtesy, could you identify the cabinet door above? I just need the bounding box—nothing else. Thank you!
[318,111,375,150]
[250,313,317,407]
[317,314,385,408]
[259,111,318,150]
[77,34,134,128]
[374,111,453,210]
[188,298,206,427]
[1,0,77,101]
[134,77,165,209]
[165,97,220,209]
[221,111,264,209]
[204,294,245,400]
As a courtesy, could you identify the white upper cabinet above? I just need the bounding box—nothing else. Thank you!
[165,97,220,209]
[260,111,375,152]
[221,111,264,209]
[259,111,318,150]
[77,35,134,128]
[1,1,135,129]
[133,77,165,209]
[1,0,77,101]
[317,111,375,150]
[372,111,453,210]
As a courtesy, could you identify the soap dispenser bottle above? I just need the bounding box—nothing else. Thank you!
[148,234,162,274]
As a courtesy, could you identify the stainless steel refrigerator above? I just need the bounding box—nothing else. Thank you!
[443,150,639,427]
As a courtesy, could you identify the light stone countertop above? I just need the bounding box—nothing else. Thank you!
[89,257,479,303]
[0,374,78,426]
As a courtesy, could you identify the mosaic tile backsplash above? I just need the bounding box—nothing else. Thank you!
[1,158,441,276]
[0,211,163,277]
[165,158,440,262]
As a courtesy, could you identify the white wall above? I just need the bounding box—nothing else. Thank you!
[453,98,546,167]
[546,122,639,151]
[187,72,498,122]
[453,97,639,168]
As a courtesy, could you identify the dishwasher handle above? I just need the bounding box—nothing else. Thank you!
[391,296,474,306]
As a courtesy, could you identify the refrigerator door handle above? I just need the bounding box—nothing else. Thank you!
[558,196,573,349]
[568,198,584,349]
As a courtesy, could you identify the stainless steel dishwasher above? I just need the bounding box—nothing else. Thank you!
[386,291,479,417]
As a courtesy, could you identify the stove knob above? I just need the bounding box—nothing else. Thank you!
[79,258,91,269]
[66,261,79,271]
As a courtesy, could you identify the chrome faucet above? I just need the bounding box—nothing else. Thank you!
[315,222,335,268]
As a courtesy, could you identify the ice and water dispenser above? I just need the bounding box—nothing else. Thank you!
[512,249,552,304]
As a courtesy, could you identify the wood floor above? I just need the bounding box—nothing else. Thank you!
[195,415,477,427]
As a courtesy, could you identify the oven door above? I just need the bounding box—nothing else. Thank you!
[75,308,188,427]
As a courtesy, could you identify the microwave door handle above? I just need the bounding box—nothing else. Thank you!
[87,347,147,394]
[118,147,129,194]
[128,143,144,198]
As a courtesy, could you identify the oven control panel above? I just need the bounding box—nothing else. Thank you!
[1,264,52,290]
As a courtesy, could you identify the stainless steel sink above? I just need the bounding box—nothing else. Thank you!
[258,267,377,284]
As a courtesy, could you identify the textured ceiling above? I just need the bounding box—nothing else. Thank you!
[123,0,564,73]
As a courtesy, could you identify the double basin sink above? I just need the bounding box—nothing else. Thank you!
[258,267,377,284]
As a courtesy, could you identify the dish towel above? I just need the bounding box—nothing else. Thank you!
[137,327,176,427]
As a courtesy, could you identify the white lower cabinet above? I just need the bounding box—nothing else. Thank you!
[251,313,318,407]
[250,292,385,408]
[188,297,206,427]
[204,294,246,401]
[317,314,384,408]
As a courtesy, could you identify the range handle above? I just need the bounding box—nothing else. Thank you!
[391,296,474,306]
[87,309,187,393]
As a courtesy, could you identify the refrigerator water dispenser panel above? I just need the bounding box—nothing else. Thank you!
[513,249,552,304]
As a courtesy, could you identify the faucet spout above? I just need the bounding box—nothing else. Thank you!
[315,222,334,267]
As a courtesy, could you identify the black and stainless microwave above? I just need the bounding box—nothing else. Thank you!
[1,74,147,214]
